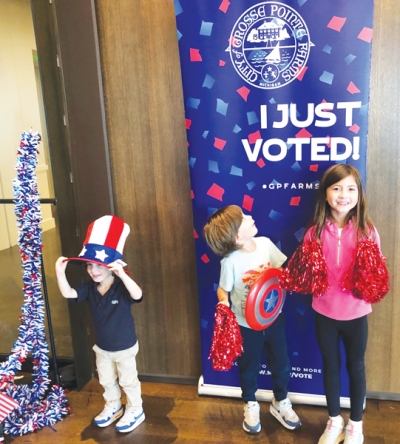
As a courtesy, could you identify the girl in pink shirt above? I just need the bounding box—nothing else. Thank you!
[304,165,383,444]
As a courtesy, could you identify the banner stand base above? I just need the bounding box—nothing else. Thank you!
[198,376,351,408]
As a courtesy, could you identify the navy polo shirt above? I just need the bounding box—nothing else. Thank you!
[73,276,142,352]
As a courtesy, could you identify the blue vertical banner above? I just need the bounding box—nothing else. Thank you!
[175,0,374,404]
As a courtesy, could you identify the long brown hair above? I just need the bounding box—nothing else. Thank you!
[305,164,374,242]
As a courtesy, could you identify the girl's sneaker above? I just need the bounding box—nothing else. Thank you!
[243,401,261,434]
[344,419,364,444]
[270,397,301,430]
[318,416,345,444]
[94,402,123,427]
[116,407,145,433]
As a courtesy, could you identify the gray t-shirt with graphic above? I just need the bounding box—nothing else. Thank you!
[219,237,287,328]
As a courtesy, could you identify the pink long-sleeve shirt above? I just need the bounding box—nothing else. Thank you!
[306,219,380,321]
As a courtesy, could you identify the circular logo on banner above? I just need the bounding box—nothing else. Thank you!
[230,2,311,89]
[245,268,286,330]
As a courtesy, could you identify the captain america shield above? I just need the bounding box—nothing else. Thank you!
[245,268,286,330]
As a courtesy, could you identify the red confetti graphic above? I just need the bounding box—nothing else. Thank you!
[209,304,243,371]
[194,229,199,239]
[256,158,265,168]
[321,99,331,111]
[237,86,250,101]
[214,137,227,150]
[280,241,328,298]
[201,254,210,263]
[190,48,202,62]
[207,183,225,201]
[290,197,301,206]
[347,81,360,94]
[185,119,191,129]
[342,239,389,303]
[248,130,262,145]
[326,136,331,148]
[327,16,346,32]
[310,164,319,172]
[242,195,254,212]
[296,128,312,138]
[191,190,194,199]
[349,124,360,134]
[295,66,308,81]
[358,27,373,43]
[219,60,226,66]
[219,0,230,13]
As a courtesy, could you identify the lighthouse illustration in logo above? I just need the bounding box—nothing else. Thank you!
[229,2,312,90]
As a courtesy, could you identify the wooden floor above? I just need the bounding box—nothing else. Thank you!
[5,379,400,444]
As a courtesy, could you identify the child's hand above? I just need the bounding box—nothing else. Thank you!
[108,261,126,278]
[55,257,68,275]
[218,300,230,308]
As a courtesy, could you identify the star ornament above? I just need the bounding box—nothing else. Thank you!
[95,249,109,262]
[78,246,87,257]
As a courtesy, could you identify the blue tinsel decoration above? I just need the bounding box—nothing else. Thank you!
[0,131,68,435]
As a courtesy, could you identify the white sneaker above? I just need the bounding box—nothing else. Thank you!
[344,420,364,444]
[243,401,261,434]
[116,407,145,433]
[94,402,123,427]
[270,397,301,430]
[318,416,345,444]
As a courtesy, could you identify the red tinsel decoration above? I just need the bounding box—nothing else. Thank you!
[342,239,389,303]
[208,304,243,371]
[279,240,328,298]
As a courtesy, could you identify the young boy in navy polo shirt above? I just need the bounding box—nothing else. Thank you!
[55,215,144,433]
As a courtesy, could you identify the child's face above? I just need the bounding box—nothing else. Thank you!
[86,262,113,283]
[326,175,359,219]
[237,212,258,245]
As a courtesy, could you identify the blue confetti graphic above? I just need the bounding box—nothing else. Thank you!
[294,227,306,242]
[216,98,229,116]
[187,97,201,109]
[320,71,334,85]
[246,181,256,190]
[323,44,332,54]
[247,111,259,125]
[208,160,220,173]
[230,166,243,176]
[202,74,215,89]
[200,21,213,36]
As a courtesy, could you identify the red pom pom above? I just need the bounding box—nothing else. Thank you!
[342,239,389,303]
[279,241,328,298]
[208,304,243,371]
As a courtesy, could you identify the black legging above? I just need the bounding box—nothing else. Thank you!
[314,311,368,421]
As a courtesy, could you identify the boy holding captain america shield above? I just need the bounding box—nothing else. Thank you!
[204,205,301,435]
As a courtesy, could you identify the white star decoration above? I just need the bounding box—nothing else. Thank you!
[95,249,109,262]
[78,246,87,257]
[265,291,279,311]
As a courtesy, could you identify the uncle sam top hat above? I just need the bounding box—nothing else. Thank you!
[64,215,130,268]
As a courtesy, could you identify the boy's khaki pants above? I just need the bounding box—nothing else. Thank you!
[93,342,142,411]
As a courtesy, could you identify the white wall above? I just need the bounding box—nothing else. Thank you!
[0,0,55,250]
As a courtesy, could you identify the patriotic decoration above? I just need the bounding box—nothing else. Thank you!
[64,215,130,268]
[209,304,243,371]
[0,131,68,435]
[246,268,286,330]
[175,0,374,401]
[0,393,18,423]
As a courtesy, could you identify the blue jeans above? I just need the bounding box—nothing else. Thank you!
[238,312,291,403]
